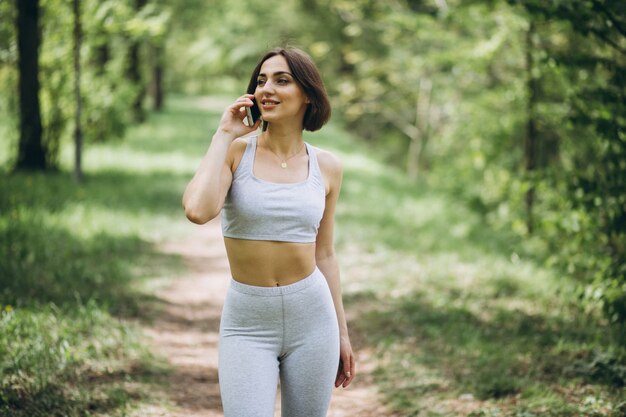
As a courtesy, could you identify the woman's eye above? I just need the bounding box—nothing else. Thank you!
[257,79,266,86]
[277,79,289,84]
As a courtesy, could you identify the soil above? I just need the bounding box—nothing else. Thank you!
[135,219,398,417]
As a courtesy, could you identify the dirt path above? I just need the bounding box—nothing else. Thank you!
[136,219,397,417]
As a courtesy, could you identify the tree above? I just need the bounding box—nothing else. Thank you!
[73,0,83,182]
[127,0,148,123]
[523,18,538,233]
[150,43,164,111]
[15,0,46,171]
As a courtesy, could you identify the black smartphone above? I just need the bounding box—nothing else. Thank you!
[245,98,261,127]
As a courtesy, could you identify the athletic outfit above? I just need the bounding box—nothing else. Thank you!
[219,136,340,417]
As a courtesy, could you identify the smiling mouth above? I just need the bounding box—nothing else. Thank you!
[262,99,280,106]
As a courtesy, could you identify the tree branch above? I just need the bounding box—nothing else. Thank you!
[590,0,626,41]
[381,108,420,140]
[588,27,626,56]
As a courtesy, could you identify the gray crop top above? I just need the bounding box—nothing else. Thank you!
[220,136,326,243]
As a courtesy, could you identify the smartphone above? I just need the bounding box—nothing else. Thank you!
[245,98,261,127]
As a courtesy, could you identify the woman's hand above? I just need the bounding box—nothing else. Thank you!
[216,94,261,139]
[335,335,355,388]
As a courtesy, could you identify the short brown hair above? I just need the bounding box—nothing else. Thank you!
[247,47,331,132]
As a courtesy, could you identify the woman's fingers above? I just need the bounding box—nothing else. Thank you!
[234,94,255,107]
[335,363,346,387]
[341,352,355,387]
[334,353,355,388]
[226,94,254,114]
[217,94,259,136]
[230,97,256,121]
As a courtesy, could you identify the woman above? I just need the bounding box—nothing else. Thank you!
[182,47,355,417]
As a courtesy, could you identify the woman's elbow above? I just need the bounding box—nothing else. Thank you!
[185,210,208,225]
[315,247,336,263]
[183,204,217,225]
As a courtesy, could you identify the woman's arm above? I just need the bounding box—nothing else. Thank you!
[182,95,260,224]
[315,150,355,388]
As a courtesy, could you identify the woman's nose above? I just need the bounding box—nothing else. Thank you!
[258,80,275,94]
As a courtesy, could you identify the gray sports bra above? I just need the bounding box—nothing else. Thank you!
[221,136,326,243]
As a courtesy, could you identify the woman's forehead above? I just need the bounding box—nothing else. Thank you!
[259,55,291,75]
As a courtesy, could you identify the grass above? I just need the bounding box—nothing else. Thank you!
[0,97,201,416]
[0,301,166,416]
[1,94,625,416]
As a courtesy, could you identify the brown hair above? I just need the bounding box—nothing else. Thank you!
[246,47,331,132]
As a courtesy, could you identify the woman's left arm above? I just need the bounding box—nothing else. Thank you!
[315,150,355,389]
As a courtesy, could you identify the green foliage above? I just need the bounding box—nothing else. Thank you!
[3,0,624,327]
[295,0,626,327]
[501,0,626,325]
[0,0,171,169]
[0,2,19,169]
[163,0,304,94]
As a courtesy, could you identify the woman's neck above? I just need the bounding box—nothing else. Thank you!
[261,123,304,155]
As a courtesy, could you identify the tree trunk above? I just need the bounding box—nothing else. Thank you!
[406,131,422,180]
[407,78,433,181]
[128,42,145,122]
[73,0,83,182]
[524,20,538,234]
[94,36,110,76]
[15,0,46,171]
[151,43,164,111]
[127,0,148,123]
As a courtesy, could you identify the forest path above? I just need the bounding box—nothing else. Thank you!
[134,219,397,417]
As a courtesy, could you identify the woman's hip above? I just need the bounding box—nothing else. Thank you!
[220,267,337,337]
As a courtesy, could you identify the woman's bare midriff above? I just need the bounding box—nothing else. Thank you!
[223,237,317,287]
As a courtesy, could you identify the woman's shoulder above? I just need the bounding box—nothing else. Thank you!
[232,134,255,149]
[227,135,255,170]
[225,135,251,155]
[310,144,343,177]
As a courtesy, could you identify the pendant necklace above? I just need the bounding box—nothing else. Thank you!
[265,142,305,169]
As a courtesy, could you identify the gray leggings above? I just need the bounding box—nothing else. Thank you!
[218,267,340,417]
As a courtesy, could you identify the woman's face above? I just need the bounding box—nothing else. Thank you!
[254,55,309,126]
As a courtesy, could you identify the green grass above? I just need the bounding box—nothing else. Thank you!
[0,97,200,416]
[2,94,625,416]
[0,302,168,417]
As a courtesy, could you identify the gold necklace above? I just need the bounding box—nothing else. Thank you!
[264,142,305,169]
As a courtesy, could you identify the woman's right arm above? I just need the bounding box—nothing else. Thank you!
[182,94,260,224]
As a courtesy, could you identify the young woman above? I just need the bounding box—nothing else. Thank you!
[182,47,355,417]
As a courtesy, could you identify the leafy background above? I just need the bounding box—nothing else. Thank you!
[1,0,625,416]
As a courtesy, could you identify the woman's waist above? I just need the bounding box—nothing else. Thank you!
[224,237,316,287]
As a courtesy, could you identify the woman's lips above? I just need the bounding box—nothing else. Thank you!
[261,99,279,108]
